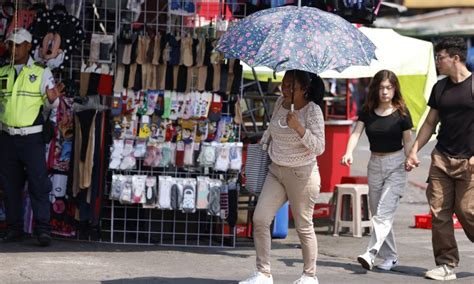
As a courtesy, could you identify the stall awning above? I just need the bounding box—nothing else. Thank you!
[404,0,474,8]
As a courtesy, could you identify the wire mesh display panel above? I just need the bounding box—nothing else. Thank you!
[97,0,244,247]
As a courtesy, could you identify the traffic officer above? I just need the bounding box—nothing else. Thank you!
[0,28,63,246]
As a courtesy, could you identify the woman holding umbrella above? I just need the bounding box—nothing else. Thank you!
[341,70,413,271]
[240,70,325,284]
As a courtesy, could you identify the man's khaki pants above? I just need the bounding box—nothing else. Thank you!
[252,162,320,276]
[426,148,474,267]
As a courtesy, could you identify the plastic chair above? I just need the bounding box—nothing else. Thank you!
[333,184,371,238]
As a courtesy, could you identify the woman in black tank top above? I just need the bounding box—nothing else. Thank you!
[341,70,413,271]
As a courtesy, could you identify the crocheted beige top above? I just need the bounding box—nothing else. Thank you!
[261,96,325,167]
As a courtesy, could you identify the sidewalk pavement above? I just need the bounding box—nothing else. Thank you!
[1,133,472,283]
[0,183,473,284]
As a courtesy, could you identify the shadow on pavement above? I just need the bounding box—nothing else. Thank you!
[102,277,236,283]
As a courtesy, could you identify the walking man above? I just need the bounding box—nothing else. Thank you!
[0,28,62,246]
[406,37,474,281]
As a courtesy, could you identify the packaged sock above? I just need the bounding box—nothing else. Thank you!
[208,93,223,122]
[168,91,179,120]
[175,141,185,167]
[160,142,172,167]
[111,93,123,117]
[207,180,222,216]
[154,90,165,117]
[182,93,193,120]
[214,143,230,172]
[133,139,147,158]
[119,155,136,170]
[158,176,173,209]
[162,90,171,118]
[151,144,163,167]
[143,141,157,167]
[120,176,133,204]
[138,115,151,139]
[191,91,200,119]
[206,121,217,142]
[122,139,135,156]
[176,92,185,119]
[170,183,182,210]
[137,90,148,116]
[132,175,147,204]
[169,142,177,166]
[146,90,159,116]
[196,176,210,209]
[165,120,174,142]
[197,142,216,167]
[111,174,124,200]
[229,142,243,171]
[200,92,213,119]
[227,179,238,227]
[182,180,197,213]
[111,139,125,159]
[220,184,229,220]
[196,120,208,143]
[144,176,158,208]
[184,142,194,166]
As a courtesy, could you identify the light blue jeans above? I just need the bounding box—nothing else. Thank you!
[366,150,407,260]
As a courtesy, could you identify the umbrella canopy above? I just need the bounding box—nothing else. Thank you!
[215,6,376,74]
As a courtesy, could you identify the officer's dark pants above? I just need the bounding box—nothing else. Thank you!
[0,131,51,235]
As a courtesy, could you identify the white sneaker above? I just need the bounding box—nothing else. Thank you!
[357,251,375,270]
[376,258,398,271]
[425,264,456,281]
[293,274,319,284]
[239,272,273,284]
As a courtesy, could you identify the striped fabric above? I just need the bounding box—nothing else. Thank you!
[245,144,271,193]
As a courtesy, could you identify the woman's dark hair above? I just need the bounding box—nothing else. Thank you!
[435,37,467,63]
[363,69,407,116]
[287,70,325,107]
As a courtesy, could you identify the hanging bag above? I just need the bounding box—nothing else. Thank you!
[245,143,271,193]
[244,97,284,193]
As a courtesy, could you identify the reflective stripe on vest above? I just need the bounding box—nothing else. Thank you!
[0,64,45,127]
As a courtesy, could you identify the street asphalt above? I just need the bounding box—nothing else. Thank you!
[0,132,472,283]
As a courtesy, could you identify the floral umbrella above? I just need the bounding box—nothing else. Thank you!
[215,6,376,75]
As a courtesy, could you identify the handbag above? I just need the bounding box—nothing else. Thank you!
[245,144,271,193]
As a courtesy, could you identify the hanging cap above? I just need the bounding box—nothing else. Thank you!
[6,28,32,44]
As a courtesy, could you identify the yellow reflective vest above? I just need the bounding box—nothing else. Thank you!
[0,62,46,127]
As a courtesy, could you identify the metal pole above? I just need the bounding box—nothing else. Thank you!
[298,0,301,8]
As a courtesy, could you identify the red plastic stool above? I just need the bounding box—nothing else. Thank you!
[341,176,368,184]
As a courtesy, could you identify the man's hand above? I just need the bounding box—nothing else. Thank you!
[469,156,474,172]
[405,151,420,172]
[46,82,65,103]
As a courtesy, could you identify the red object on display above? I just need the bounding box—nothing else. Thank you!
[196,2,233,20]
[414,213,463,229]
